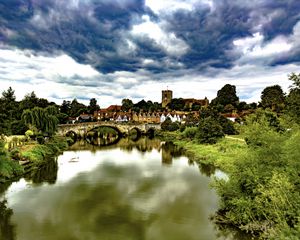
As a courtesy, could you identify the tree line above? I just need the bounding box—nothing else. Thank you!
[0,73,299,138]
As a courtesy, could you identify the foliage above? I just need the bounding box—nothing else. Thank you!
[161,118,180,132]
[0,200,15,240]
[260,85,285,111]
[181,127,198,140]
[211,84,239,109]
[243,109,284,146]
[88,98,100,114]
[36,136,45,144]
[22,106,59,137]
[286,73,300,124]
[167,98,185,111]
[121,98,134,112]
[20,137,68,162]
[213,112,300,239]
[197,117,224,144]
[0,141,23,179]
[218,116,238,135]
[200,107,238,135]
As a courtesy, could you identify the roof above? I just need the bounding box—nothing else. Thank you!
[106,105,122,111]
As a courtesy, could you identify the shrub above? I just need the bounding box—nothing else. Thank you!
[182,127,198,140]
[25,130,34,139]
[197,117,224,144]
[36,136,45,144]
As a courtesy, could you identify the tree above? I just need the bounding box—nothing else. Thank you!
[211,84,239,109]
[22,106,59,137]
[168,98,185,111]
[69,99,86,117]
[197,117,224,144]
[260,85,285,111]
[88,98,100,114]
[286,73,300,124]
[121,98,133,112]
[0,87,18,135]
[60,100,71,115]
[2,87,16,103]
[134,100,148,112]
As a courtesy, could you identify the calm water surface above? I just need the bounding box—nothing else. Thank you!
[1,138,243,240]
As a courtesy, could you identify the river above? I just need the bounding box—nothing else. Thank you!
[0,137,248,240]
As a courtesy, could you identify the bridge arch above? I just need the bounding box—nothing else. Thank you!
[65,130,78,140]
[88,125,123,137]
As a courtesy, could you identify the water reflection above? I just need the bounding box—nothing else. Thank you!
[0,200,15,240]
[6,149,220,240]
[24,158,58,185]
[1,137,252,240]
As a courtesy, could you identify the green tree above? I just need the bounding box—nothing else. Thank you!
[211,84,239,109]
[286,73,300,124]
[214,113,300,238]
[197,117,224,144]
[168,98,185,111]
[22,106,59,137]
[88,98,100,114]
[0,87,18,135]
[69,99,86,117]
[260,85,285,111]
[121,98,133,112]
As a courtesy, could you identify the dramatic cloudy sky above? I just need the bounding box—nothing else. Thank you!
[1,0,300,107]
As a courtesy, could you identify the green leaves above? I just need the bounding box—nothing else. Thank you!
[214,111,300,238]
[21,107,59,137]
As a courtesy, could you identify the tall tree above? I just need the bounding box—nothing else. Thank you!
[69,99,86,117]
[121,98,134,112]
[22,106,59,137]
[0,87,18,135]
[260,85,285,111]
[1,87,16,103]
[211,84,239,109]
[88,98,100,114]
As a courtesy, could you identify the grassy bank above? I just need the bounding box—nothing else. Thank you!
[159,131,247,172]
[159,124,300,239]
[0,136,68,182]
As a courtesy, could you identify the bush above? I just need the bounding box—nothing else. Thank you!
[182,127,198,139]
[161,118,180,132]
[36,136,45,144]
[219,116,238,135]
[25,130,34,139]
[197,117,224,144]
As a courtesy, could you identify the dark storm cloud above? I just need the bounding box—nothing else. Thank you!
[1,0,300,75]
[164,0,294,70]
[0,0,150,73]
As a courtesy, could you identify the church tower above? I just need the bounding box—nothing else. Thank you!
[162,89,172,108]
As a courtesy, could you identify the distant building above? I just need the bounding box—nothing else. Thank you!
[182,97,209,109]
[162,90,173,108]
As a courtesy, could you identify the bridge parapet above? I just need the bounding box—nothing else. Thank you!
[57,121,161,138]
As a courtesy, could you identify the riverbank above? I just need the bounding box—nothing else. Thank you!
[159,131,246,172]
[0,136,69,183]
[159,128,300,239]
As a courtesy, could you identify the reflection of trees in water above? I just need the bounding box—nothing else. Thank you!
[215,224,255,240]
[25,158,58,185]
[161,142,184,165]
[69,137,162,153]
[0,181,13,196]
[0,200,15,240]
[197,163,216,177]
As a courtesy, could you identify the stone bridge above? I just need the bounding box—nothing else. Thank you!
[57,122,161,138]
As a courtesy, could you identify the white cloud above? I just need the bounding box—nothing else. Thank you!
[145,0,213,14]
[0,46,298,108]
[233,32,292,61]
[131,15,189,56]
